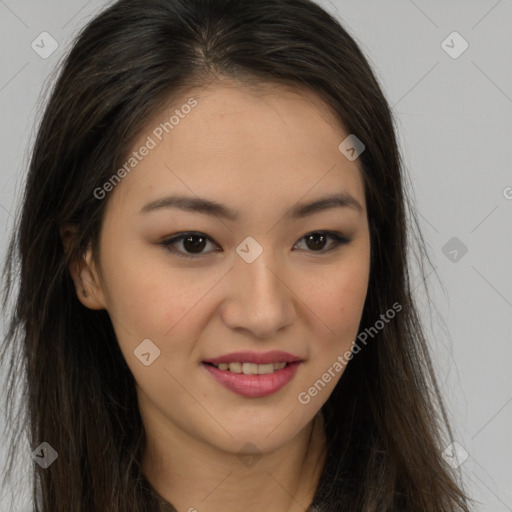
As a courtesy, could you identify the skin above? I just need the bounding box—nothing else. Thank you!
[66,76,371,512]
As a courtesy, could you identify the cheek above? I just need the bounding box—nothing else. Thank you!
[300,260,369,349]
[100,253,203,394]
[293,264,368,406]
[100,246,201,337]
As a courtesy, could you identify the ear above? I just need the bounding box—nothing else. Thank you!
[60,224,107,310]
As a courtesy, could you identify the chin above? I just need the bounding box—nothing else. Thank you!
[205,410,312,453]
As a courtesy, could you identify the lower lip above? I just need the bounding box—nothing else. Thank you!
[202,362,301,398]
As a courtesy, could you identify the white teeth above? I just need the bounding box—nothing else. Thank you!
[242,362,259,375]
[228,362,242,373]
[257,363,275,375]
[213,361,289,374]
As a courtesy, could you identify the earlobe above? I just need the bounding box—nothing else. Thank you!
[60,225,107,310]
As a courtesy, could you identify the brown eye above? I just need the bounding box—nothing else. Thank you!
[304,232,328,251]
[160,232,220,258]
[181,234,208,253]
[294,231,351,253]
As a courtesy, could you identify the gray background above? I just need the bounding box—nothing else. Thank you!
[0,0,511,510]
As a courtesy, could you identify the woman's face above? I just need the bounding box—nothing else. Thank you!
[80,78,370,457]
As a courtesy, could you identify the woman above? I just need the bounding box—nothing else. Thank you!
[0,0,472,510]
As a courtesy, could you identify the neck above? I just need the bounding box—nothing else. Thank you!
[142,412,327,512]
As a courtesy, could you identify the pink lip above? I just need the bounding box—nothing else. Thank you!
[202,361,301,397]
[203,350,302,365]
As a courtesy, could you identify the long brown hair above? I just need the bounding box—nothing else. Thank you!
[1,0,472,510]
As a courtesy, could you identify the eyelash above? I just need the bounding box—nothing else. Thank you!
[159,231,351,260]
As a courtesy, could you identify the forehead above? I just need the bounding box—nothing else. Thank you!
[105,78,366,220]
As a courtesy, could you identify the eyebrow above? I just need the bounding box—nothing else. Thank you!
[139,192,363,220]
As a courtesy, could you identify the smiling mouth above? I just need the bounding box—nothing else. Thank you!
[202,360,302,397]
[204,362,289,375]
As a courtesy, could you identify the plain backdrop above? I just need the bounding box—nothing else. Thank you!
[0,1,511,510]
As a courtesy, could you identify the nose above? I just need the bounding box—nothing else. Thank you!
[220,245,297,338]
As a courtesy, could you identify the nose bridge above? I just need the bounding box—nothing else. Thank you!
[236,238,283,302]
[223,236,295,336]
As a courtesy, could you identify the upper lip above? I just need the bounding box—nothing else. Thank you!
[203,350,302,365]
